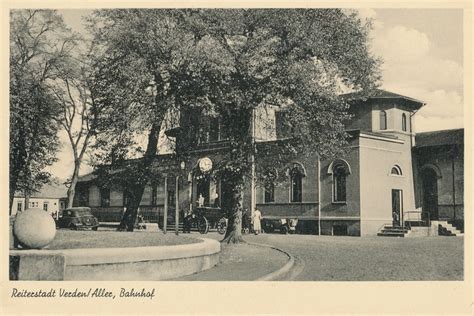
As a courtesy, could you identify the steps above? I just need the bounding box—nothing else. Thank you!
[437,221,463,236]
[163,223,184,231]
[377,225,410,237]
[378,221,464,237]
[448,220,464,233]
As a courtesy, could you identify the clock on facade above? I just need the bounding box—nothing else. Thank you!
[198,157,213,173]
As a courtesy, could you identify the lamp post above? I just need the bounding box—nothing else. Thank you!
[163,176,168,234]
[250,108,256,218]
[175,161,186,235]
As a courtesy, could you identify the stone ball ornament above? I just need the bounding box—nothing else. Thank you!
[13,208,57,249]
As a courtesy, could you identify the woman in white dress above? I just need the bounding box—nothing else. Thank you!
[253,209,262,235]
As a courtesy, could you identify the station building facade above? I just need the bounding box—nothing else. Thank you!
[75,90,464,236]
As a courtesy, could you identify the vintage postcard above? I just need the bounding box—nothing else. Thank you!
[1,0,472,314]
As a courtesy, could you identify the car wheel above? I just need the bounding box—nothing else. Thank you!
[198,217,209,234]
[265,224,275,233]
[217,217,227,235]
[92,227,98,231]
[69,224,77,231]
[280,225,288,234]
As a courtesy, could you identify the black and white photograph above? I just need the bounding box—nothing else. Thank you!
[3,2,471,315]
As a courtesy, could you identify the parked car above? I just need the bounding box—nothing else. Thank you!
[57,207,99,231]
[262,217,298,234]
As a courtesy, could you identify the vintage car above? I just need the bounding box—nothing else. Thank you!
[57,207,99,230]
[262,217,299,234]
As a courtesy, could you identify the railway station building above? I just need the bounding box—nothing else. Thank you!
[75,90,464,236]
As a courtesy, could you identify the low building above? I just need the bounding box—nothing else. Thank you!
[12,183,68,218]
[413,129,464,230]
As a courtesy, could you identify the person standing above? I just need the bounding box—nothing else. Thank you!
[253,208,262,235]
[197,194,205,207]
[392,211,400,227]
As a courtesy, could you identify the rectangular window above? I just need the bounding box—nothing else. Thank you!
[168,190,175,206]
[151,185,157,206]
[80,189,88,206]
[29,201,38,208]
[196,178,210,206]
[380,111,387,130]
[264,184,275,203]
[198,116,210,144]
[402,114,407,132]
[100,188,110,207]
[209,118,220,142]
[43,202,49,211]
[220,112,231,140]
[17,202,22,212]
[123,189,128,207]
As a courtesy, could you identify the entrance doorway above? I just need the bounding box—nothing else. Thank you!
[421,168,439,220]
[391,189,403,227]
[196,176,210,206]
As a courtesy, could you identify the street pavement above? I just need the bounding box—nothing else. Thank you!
[188,231,463,281]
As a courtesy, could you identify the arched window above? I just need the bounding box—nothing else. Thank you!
[285,162,306,203]
[290,169,303,202]
[333,165,347,202]
[391,165,402,176]
[328,159,351,203]
[380,110,387,130]
[402,113,407,132]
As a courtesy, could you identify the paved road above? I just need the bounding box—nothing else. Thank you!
[205,232,463,281]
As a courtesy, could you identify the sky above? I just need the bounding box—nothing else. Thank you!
[48,8,465,179]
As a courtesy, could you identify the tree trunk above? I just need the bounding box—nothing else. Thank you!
[9,130,28,215]
[221,175,245,244]
[9,180,17,215]
[66,160,81,209]
[118,185,146,231]
[24,194,30,210]
[117,123,161,232]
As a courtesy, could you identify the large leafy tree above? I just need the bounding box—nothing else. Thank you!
[190,9,381,243]
[86,9,379,239]
[87,9,233,230]
[9,10,80,213]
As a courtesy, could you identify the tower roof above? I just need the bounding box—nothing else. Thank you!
[341,89,425,110]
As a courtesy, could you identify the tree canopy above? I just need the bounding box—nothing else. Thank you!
[9,10,80,213]
[80,9,380,235]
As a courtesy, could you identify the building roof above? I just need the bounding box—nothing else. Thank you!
[341,89,425,110]
[14,182,68,199]
[76,153,180,183]
[415,128,464,148]
[77,172,97,182]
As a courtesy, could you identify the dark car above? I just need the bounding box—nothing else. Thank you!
[57,207,99,231]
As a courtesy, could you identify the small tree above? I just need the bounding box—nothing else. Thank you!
[50,55,99,208]
[9,10,79,213]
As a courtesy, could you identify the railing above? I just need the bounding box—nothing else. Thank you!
[91,206,164,223]
[403,210,430,228]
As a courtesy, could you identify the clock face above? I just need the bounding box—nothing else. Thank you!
[199,157,213,173]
